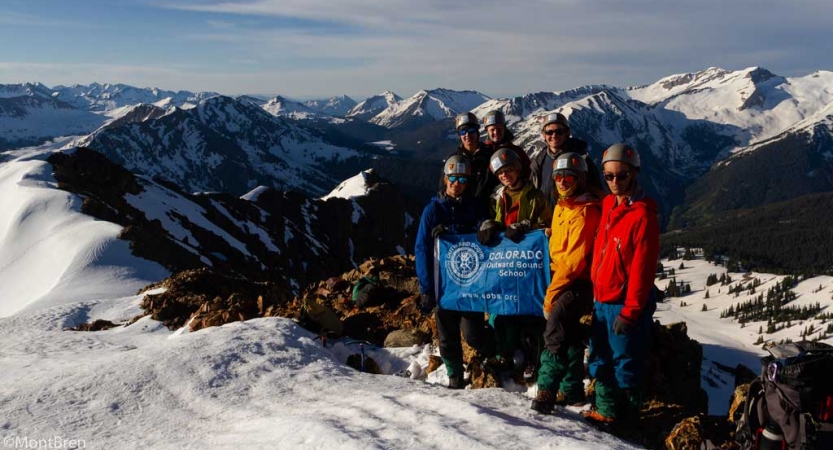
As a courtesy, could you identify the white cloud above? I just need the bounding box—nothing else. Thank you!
[4,1,831,98]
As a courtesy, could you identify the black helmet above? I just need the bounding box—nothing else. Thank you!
[541,112,570,130]
[489,148,521,174]
[455,112,479,131]
[553,152,587,173]
[444,155,472,176]
[483,110,505,128]
[602,143,640,169]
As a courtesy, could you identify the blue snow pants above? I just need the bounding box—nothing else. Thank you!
[587,294,656,389]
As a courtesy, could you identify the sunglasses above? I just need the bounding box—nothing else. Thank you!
[603,172,631,182]
[458,127,478,136]
[553,172,577,183]
[544,128,568,136]
[447,175,469,184]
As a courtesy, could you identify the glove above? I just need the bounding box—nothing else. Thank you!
[419,293,436,313]
[613,316,633,336]
[504,219,531,243]
[476,220,503,246]
[431,224,448,239]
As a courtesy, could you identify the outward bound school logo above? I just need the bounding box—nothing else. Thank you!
[445,241,485,286]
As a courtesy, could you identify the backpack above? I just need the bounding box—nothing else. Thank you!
[735,341,833,450]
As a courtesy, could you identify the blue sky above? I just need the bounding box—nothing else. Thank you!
[1,0,831,100]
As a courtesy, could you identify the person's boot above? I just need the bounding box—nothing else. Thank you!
[530,389,555,414]
[580,407,615,425]
[582,379,617,424]
[447,375,467,390]
[555,390,587,407]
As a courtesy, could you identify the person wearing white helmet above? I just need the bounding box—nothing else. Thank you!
[416,154,494,389]
[530,112,603,207]
[482,110,532,180]
[531,152,601,413]
[476,148,550,381]
[439,112,499,213]
[581,143,659,427]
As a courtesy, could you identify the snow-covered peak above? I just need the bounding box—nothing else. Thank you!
[625,67,833,145]
[262,95,323,120]
[48,83,218,112]
[320,169,379,201]
[0,82,54,99]
[472,86,613,126]
[346,91,402,120]
[369,88,490,128]
[240,185,272,201]
[303,95,357,116]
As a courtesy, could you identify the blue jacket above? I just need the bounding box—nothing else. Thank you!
[415,192,485,295]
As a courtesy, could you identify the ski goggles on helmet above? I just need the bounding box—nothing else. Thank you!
[447,175,468,184]
[458,127,478,136]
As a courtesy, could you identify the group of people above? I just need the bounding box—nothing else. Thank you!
[414,110,660,426]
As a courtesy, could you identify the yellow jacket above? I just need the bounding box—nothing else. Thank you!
[544,192,601,314]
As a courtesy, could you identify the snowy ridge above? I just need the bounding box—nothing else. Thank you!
[303,95,357,116]
[260,95,324,120]
[49,82,218,112]
[320,169,376,201]
[370,88,490,128]
[346,90,402,120]
[0,96,108,148]
[0,147,168,317]
[82,95,360,196]
[472,85,613,125]
[626,67,833,145]
[0,300,639,450]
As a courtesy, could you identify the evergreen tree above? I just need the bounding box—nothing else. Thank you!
[701,303,708,311]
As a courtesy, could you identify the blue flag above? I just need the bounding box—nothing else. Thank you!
[434,230,550,316]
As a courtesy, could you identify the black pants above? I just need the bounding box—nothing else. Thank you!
[543,280,593,355]
[435,308,493,376]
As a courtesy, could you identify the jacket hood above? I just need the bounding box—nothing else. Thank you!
[559,191,600,208]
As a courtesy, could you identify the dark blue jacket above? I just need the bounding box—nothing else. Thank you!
[415,192,485,295]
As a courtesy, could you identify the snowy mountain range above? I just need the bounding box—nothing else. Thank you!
[369,88,490,129]
[303,95,357,116]
[76,95,366,196]
[346,90,402,120]
[3,68,833,449]
[0,145,418,317]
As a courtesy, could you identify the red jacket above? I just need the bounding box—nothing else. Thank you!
[591,191,660,323]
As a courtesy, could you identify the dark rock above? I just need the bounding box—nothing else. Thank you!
[66,319,120,332]
[384,329,427,348]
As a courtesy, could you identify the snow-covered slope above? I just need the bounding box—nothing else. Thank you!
[79,95,360,196]
[303,95,357,116]
[320,169,377,201]
[261,95,325,120]
[50,82,218,112]
[370,89,490,128]
[0,299,639,449]
[0,144,168,317]
[472,86,613,126]
[0,96,107,149]
[627,67,833,145]
[346,91,402,121]
[654,252,833,415]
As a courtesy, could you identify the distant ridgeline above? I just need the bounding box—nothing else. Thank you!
[660,192,833,275]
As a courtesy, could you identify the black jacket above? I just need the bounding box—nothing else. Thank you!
[439,143,499,214]
[530,138,603,204]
